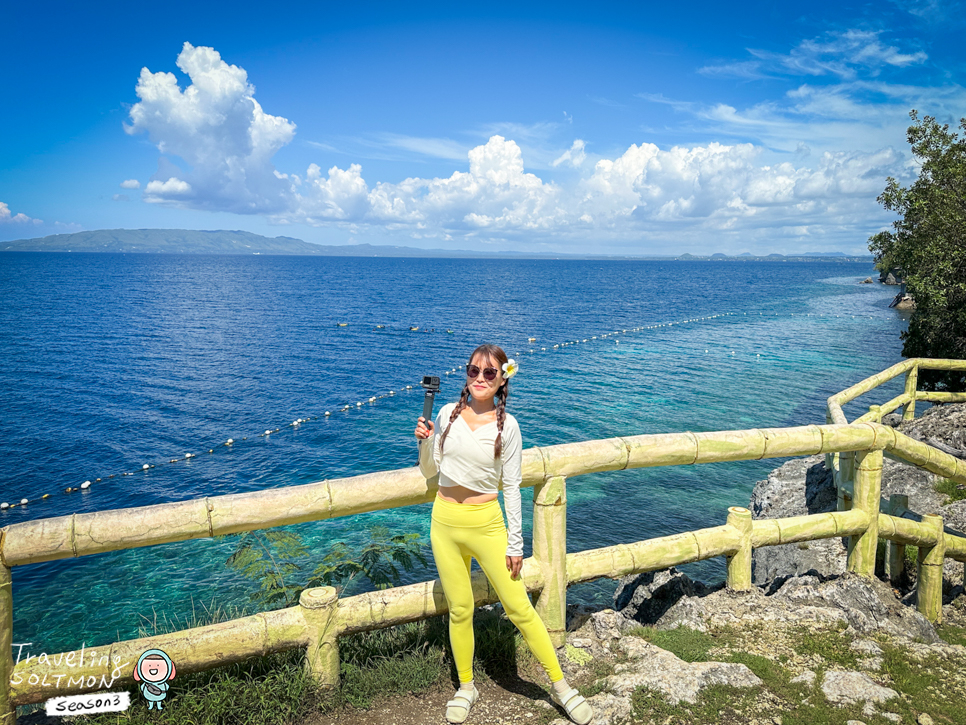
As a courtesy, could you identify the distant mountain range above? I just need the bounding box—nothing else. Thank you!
[0,228,872,261]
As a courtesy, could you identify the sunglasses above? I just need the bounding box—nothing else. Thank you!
[466,365,500,381]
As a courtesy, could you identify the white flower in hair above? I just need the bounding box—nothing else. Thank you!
[502,359,518,379]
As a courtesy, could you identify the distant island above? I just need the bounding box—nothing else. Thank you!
[0,229,873,261]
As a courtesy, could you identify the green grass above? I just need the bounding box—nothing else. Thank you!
[936,622,966,646]
[877,644,966,724]
[630,683,759,724]
[934,475,966,504]
[624,624,736,663]
[794,623,860,669]
[52,648,324,725]
[43,607,531,725]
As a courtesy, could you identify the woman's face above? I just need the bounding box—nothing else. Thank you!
[467,353,504,404]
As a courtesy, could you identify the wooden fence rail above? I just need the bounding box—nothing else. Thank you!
[2,359,966,723]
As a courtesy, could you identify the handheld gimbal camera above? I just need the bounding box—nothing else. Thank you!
[416,375,441,464]
[420,375,440,423]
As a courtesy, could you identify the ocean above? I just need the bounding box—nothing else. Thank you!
[0,253,908,654]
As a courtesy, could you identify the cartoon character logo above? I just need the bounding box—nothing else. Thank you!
[133,649,176,711]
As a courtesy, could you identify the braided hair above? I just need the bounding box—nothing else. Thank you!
[438,344,510,459]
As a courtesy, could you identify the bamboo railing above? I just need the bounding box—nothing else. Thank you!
[826,358,966,625]
[2,359,966,723]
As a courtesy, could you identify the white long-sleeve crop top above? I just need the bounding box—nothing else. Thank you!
[418,402,524,557]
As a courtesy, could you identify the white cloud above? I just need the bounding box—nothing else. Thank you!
[0,202,41,224]
[371,134,468,161]
[701,29,927,81]
[126,42,295,213]
[120,179,141,189]
[552,140,587,168]
[144,177,192,203]
[280,135,902,250]
[126,43,911,252]
[113,194,130,202]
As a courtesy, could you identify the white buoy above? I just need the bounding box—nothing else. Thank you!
[20,498,28,505]
[227,438,234,445]
[185,453,194,458]
[357,402,363,406]
[81,481,91,489]
[389,391,395,395]
[325,411,331,416]
[0,503,8,509]
[369,397,376,402]
[142,464,149,470]
[265,430,272,435]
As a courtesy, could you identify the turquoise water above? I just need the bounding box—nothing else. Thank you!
[0,255,907,654]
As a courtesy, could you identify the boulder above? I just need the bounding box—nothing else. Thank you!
[605,636,762,704]
[751,455,845,585]
[613,570,940,643]
[613,567,721,625]
[820,670,898,707]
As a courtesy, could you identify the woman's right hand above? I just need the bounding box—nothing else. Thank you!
[414,417,435,440]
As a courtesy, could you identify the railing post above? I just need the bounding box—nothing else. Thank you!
[868,404,882,423]
[917,514,945,624]
[887,494,909,587]
[1,563,14,725]
[837,451,854,512]
[299,586,340,688]
[532,475,567,648]
[825,411,834,474]
[726,507,752,590]
[847,448,882,577]
[903,364,919,421]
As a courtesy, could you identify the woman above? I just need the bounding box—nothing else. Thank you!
[415,344,593,725]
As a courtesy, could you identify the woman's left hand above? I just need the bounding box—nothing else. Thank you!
[506,555,523,580]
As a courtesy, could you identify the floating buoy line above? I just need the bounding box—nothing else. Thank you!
[0,309,881,512]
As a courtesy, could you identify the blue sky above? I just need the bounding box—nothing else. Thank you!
[2,1,963,254]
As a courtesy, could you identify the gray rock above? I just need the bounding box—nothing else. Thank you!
[820,670,898,706]
[918,713,935,725]
[613,567,720,624]
[589,609,631,640]
[849,639,884,656]
[751,455,845,585]
[581,692,631,725]
[640,571,939,643]
[790,669,816,686]
[607,637,762,704]
[882,714,901,723]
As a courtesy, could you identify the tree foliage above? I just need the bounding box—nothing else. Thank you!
[869,111,966,390]
[308,526,429,592]
[225,526,429,608]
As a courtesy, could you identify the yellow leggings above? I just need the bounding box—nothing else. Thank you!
[430,494,564,684]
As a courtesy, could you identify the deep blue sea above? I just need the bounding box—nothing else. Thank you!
[0,253,909,655]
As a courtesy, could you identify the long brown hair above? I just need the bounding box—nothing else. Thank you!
[438,344,510,458]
